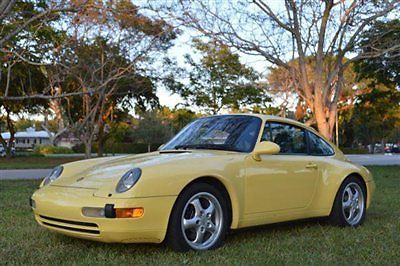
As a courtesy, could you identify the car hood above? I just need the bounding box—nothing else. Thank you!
[51,150,236,190]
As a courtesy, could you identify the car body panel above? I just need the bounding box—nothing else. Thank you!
[33,185,176,243]
[31,113,375,243]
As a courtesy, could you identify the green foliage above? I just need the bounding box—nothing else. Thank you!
[107,122,132,143]
[340,147,369,154]
[351,86,400,145]
[14,119,35,131]
[167,39,269,114]
[33,145,73,155]
[158,106,199,133]
[354,19,400,87]
[348,19,400,146]
[131,111,174,147]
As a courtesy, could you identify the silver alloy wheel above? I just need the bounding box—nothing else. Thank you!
[341,182,365,225]
[181,192,223,250]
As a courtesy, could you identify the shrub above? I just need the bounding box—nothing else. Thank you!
[340,147,369,154]
[34,145,73,155]
[72,142,163,154]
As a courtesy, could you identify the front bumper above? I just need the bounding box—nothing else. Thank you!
[31,186,177,243]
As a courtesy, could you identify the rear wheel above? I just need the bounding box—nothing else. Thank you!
[330,176,366,227]
[166,183,229,252]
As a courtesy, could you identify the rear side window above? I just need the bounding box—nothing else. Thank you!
[308,131,334,156]
[262,122,307,154]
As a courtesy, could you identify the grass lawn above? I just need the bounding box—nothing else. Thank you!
[0,166,399,264]
[0,156,84,169]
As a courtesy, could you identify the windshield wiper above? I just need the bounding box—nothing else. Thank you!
[174,144,242,152]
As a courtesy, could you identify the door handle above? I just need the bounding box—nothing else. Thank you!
[306,163,318,169]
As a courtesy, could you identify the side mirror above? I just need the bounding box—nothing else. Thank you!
[157,144,165,151]
[252,141,280,161]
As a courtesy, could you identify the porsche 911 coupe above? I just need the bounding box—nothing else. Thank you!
[30,114,375,251]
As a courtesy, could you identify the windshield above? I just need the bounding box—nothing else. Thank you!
[161,115,262,152]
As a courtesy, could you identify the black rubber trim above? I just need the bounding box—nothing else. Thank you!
[104,204,116,218]
[42,222,100,235]
[39,215,98,228]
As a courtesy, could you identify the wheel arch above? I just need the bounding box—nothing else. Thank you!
[173,175,240,229]
[329,172,368,215]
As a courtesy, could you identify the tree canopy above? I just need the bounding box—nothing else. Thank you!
[167,39,269,114]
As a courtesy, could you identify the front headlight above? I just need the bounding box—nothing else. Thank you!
[42,166,63,186]
[116,168,142,193]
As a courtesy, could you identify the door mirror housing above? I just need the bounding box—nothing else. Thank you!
[157,144,165,151]
[252,141,280,161]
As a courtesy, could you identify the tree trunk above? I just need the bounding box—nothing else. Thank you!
[147,143,151,153]
[97,139,104,157]
[4,106,15,159]
[84,142,92,159]
[97,122,105,157]
[314,94,332,140]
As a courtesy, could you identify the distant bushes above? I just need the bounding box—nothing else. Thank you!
[340,147,369,154]
[34,145,73,155]
[72,142,163,154]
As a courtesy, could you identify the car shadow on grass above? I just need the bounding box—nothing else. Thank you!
[48,216,330,252]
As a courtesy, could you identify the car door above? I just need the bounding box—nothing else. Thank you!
[305,129,336,174]
[244,121,320,214]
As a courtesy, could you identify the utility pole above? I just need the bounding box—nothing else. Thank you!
[335,109,339,146]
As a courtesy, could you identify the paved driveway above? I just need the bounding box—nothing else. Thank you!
[0,169,50,180]
[345,154,400,166]
[0,154,399,180]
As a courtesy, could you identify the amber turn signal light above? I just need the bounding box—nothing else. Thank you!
[115,208,144,218]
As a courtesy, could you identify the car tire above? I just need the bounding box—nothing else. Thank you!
[329,176,367,227]
[166,182,229,252]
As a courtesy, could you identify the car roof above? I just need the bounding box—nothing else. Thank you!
[210,113,310,128]
[209,113,323,138]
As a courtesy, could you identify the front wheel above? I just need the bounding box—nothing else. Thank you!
[330,176,366,227]
[166,183,229,252]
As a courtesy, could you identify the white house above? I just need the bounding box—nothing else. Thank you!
[1,127,53,149]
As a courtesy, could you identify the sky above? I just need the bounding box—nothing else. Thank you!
[155,1,282,110]
[157,28,275,110]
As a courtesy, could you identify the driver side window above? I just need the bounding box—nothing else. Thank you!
[262,122,307,154]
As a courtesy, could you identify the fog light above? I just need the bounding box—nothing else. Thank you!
[115,208,144,218]
[82,207,105,217]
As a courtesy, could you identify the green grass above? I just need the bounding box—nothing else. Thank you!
[0,156,83,169]
[0,166,399,265]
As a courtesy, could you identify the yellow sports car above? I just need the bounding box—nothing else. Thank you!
[31,114,375,251]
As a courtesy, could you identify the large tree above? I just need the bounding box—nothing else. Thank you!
[267,56,362,144]
[0,1,77,100]
[156,0,400,140]
[46,1,176,158]
[354,19,400,88]
[0,1,69,157]
[348,19,400,149]
[166,39,267,114]
[351,86,400,149]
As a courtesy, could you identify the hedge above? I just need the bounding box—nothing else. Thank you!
[33,145,73,155]
[340,147,369,154]
[72,142,163,154]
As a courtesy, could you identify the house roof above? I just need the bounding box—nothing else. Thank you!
[1,127,53,139]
